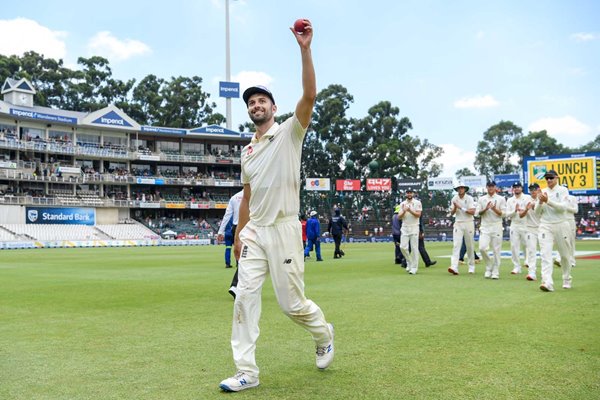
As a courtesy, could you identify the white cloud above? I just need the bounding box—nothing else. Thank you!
[570,32,597,42]
[528,116,593,146]
[233,70,275,93]
[454,95,499,109]
[87,31,151,62]
[0,18,67,59]
[436,143,477,177]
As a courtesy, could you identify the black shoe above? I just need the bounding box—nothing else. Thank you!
[401,263,407,269]
[426,261,437,267]
[225,264,232,268]
[317,258,324,262]
[395,259,402,264]
[334,255,340,259]
[340,251,345,256]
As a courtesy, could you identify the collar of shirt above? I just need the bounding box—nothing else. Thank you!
[250,122,280,144]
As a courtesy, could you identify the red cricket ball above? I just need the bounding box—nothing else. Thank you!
[293,19,307,34]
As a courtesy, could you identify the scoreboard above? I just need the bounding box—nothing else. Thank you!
[523,152,600,194]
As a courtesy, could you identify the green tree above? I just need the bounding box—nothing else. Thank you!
[455,167,476,179]
[511,130,566,168]
[474,120,523,177]
[574,134,600,153]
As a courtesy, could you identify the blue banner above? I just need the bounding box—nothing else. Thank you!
[219,81,240,98]
[141,126,186,135]
[91,110,132,127]
[189,124,239,136]
[493,173,521,188]
[26,207,95,225]
[10,108,78,125]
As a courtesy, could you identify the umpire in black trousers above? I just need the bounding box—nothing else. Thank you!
[328,208,348,259]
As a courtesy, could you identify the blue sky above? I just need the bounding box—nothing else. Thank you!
[1,0,599,176]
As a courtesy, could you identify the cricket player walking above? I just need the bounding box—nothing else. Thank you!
[448,183,476,275]
[477,181,507,279]
[535,170,573,292]
[520,183,541,281]
[506,182,531,274]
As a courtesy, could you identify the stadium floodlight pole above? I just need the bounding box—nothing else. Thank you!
[225,0,232,130]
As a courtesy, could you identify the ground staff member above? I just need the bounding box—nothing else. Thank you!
[220,20,334,393]
[304,210,324,261]
[448,183,476,275]
[328,208,348,259]
[519,183,541,281]
[217,190,244,298]
[506,182,530,274]
[477,181,506,279]
[536,170,573,291]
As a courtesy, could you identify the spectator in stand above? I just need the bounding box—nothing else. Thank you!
[304,211,323,261]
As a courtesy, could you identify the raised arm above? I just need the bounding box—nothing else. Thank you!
[290,19,316,128]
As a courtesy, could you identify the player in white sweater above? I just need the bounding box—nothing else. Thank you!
[506,182,531,274]
[476,181,507,279]
[519,183,541,281]
[535,170,573,292]
[448,183,476,275]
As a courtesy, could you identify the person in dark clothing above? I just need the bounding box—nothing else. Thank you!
[417,215,437,267]
[328,208,348,259]
[392,205,407,267]
[459,237,481,263]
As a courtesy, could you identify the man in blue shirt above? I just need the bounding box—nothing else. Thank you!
[304,211,323,261]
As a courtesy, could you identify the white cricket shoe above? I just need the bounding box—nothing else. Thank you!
[540,283,555,292]
[510,268,521,275]
[526,275,537,281]
[491,274,499,280]
[484,270,492,279]
[468,266,475,274]
[316,323,335,369]
[562,279,572,289]
[219,371,259,392]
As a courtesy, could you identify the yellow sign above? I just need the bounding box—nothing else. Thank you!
[527,156,597,190]
[165,203,186,209]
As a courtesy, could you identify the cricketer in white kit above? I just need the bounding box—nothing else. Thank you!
[448,183,476,275]
[519,183,541,281]
[477,181,507,279]
[506,182,531,274]
[535,170,573,292]
[219,20,334,393]
[398,188,422,274]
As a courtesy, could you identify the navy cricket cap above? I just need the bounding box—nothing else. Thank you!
[528,182,540,190]
[486,180,497,187]
[512,182,523,187]
[243,85,275,106]
[544,169,558,178]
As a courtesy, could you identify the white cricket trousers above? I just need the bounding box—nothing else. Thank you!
[451,221,475,269]
[479,227,503,276]
[509,225,527,271]
[524,227,539,278]
[539,221,573,288]
[400,225,419,273]
[567,219,576,267]
[231,217,331,378]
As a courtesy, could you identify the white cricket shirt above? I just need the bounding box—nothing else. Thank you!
[217,190,244,235]
[241,115,305,226]
[535,184,570,224]
[506,193,531,226]
[477,194,506,231]
[451,194,475,223]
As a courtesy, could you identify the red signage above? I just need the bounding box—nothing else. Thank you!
[336,179,361,191]
[366,178,392,191]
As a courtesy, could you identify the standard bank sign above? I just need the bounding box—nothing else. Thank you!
[26,207,95,225]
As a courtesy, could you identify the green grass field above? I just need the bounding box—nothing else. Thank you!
[1,241,599,400]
